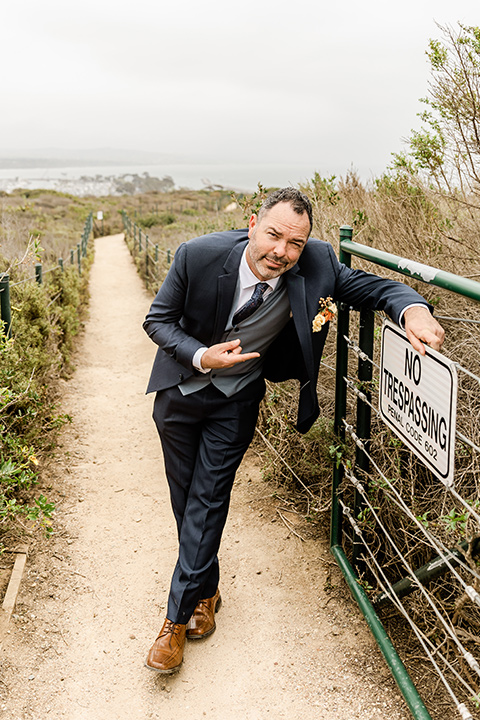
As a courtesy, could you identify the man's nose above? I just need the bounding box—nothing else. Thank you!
[274,240,288,257]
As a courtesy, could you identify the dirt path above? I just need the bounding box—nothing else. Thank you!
[0,234,410,719]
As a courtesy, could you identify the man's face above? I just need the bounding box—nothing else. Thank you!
[246,202,310,281]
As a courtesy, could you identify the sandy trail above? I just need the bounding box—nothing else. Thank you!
[0,234,409,719]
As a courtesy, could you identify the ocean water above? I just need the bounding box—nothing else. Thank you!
[0,162,321,196]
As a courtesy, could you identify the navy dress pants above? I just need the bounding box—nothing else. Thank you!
[153,378,265,624]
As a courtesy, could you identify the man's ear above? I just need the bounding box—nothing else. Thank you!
[248,214,257,237]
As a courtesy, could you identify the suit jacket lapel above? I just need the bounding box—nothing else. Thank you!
[211,240,248,343]
[285,267,315,378]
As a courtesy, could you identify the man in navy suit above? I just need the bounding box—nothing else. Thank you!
[143,187,444,673]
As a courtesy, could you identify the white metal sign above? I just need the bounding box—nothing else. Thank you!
[379,320,457,486]
[97,211,103,220]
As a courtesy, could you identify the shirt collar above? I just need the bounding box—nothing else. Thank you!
[239,248,281,292]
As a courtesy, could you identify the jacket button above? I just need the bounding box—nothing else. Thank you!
[179,374,184,382]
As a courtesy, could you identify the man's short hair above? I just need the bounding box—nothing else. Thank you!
[257,187,313,236]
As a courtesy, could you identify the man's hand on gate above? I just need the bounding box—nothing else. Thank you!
[403,306,445,355]
[201,339,260,370]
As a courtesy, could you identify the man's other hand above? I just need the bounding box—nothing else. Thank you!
[201,339,260,370]
[403,306,445,355]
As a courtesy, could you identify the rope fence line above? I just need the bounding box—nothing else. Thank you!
[121,210,172,291]
[0,213,93,338]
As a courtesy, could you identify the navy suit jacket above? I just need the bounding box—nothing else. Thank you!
[143,229,430,433]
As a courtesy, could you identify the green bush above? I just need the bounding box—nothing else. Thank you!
[138,212,176,228]
[0,250,92,544]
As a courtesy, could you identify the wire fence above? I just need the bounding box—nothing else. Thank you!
[119,212,480,718]
[0,213,93,337]
[121,211,171,292]
[332,228,480,720]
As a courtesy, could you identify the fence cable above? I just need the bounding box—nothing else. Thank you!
[343,461,480,605]
[435,315,480,325]
[10,276,37,287]
[344,378,480,580]
[340,466,480,680]
[343,375,480,457]
[343,335,380,369]
[255,426,317,501]
[343,421,480,617]
[339,498,476,720]
[455,363,480,388]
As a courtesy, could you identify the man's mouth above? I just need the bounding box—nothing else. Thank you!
[264,256,286,268]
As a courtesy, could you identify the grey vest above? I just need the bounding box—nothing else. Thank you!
[179,280,291,397]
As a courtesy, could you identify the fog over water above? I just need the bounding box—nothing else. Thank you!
[0,163,325,196]
[2,0,479,193]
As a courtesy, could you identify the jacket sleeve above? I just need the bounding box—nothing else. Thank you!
[329,246,432,324]
[142,243,204,372]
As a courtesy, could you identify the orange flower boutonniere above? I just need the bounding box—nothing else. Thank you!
[312,296,337,332]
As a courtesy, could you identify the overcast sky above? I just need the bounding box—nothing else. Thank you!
[2,0,479,180]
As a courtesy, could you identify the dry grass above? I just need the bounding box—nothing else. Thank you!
[246,172,480,718]
[3,178,480,715]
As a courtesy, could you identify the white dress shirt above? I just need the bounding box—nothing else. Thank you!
[193,248,280,373]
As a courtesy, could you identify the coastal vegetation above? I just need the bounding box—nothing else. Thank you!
[0,21,479,717]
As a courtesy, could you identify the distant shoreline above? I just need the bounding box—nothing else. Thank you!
[0,158,162,170]
[0,162,322,196]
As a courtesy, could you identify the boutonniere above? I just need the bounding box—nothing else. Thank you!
[312,296,337,332]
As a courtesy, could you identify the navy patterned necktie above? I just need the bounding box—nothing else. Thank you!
[232,282,269,325]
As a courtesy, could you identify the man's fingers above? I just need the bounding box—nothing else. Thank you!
[224,351,260,365]
[201,341,260,369]
[403,306,445,355]
[406,331,426,355]
[223,339,241,351]
[424,332,443,351]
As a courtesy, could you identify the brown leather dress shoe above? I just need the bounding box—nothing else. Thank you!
[145,618,186,673]
[186,588,222,640]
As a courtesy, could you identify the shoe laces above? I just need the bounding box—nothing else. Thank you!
[160,620,184,637]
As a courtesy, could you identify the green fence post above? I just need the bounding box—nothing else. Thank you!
[70,249,74,265]
[0,274,12,338]
[77,243,81,274]
[35,263,43,285]
[375,537,480,608]
[155,244,159,262]
[145,235,149,279]
[133,224,137,252]
[352,307,375,573]
[138,228,142,253]
[167,249,171,265]
[330,546,433,719]
[58,258,64,273]
[331,226,353,550]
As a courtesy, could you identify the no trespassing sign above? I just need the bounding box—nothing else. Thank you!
[379,320,457,486]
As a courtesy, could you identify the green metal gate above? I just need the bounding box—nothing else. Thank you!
[331,226,480,720]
